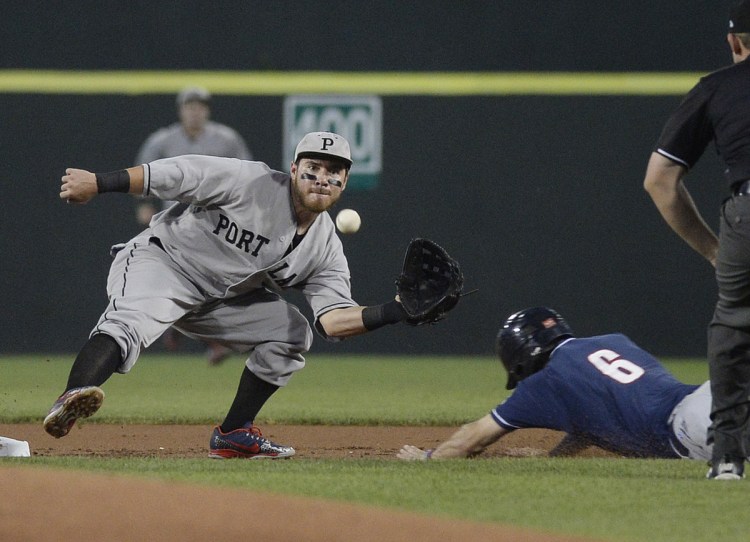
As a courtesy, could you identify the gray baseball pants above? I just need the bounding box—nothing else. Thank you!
[91,236,313,386]
[669,381,712,460]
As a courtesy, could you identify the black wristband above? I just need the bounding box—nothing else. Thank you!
[95,170,130,193]
[362,300,407,331]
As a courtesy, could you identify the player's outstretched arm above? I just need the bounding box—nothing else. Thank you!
[318,306,369,337]
[60,166,144,204]
[319,299,407,338]
[319,238,465,339]
[397,414,507,460]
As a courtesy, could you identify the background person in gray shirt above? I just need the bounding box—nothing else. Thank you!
[135,85,253,224]
[134,86,253,363]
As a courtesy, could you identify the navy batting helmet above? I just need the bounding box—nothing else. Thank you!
[495,307,574,390]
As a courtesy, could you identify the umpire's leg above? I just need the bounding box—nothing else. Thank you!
[709,196,750,464]
[708,325,750,461]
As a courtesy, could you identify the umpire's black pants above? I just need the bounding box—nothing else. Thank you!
[708,194,750,463]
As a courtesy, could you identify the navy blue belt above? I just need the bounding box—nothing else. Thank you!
[669,434,690,458]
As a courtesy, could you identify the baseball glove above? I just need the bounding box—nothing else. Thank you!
[396,238,464,325]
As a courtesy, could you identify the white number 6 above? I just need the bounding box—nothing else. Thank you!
[587,349,645,384]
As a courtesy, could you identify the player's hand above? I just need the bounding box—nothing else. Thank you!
[396,444,430,461]
[60,168,98,204]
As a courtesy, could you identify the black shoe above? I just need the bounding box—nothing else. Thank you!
[706,459,745,480]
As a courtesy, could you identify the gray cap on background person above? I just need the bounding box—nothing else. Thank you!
[729,0,750,33]
[176,86,211,107]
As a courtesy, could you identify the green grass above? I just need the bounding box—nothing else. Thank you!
[0,353,709,425]
[0,353,718,542]
[0,353,518,425]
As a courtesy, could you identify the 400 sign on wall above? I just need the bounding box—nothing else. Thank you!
[283,95,383,190]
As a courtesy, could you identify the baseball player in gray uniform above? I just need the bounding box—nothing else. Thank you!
[135,86,253,224]
[135,86,253,364]
[44,132,417,459]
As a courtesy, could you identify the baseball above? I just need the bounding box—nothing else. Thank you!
[336,208,361,234]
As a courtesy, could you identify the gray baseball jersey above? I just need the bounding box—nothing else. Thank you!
[135,121,252,163]
[135,121,252,211]
[93,155,356,385]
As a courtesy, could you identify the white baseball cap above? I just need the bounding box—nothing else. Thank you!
[294,132,352,167]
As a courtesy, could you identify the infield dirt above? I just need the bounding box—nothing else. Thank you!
[0,424,609,542]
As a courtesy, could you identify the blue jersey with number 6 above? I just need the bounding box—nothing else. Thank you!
[491,334,699,458]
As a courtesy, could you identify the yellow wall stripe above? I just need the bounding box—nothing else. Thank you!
[0,70,703,96]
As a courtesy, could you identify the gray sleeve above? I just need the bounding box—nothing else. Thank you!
[301,242,357,341]
[143,154,244,205]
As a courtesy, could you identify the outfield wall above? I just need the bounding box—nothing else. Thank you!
[2,92,723,356]
[0,2,735,356]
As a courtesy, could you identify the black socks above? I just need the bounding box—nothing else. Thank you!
[220,367,279,432]
[66,333,123,390]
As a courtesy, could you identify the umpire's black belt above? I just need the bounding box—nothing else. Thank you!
[733,179,750,196]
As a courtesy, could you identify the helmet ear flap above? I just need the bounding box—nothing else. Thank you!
[496,307,573,389]
[505,362,523,390]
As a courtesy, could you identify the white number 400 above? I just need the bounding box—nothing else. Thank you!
[587,349,645,384]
